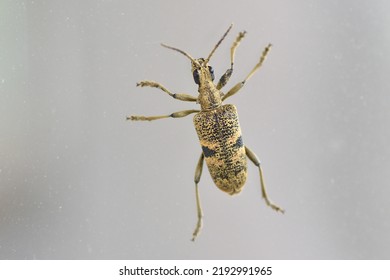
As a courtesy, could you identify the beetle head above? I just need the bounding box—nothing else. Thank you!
[191,58,215,86]
[161,24,233,86]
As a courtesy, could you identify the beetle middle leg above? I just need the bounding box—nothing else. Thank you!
[222,43,272,101]
[128,109,199,121]
[192,153,204,241]
[245,146,285,213]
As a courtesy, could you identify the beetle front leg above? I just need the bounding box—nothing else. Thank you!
[222,44,272,101]
[192,153,204,241]
[137,81,197,102]
[127,109,199,121]
[217,31,247,90]
[245,146,285,213]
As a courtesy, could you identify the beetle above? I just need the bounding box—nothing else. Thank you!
[128,24,284,241]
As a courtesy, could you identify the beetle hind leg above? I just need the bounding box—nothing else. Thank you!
[245,146,285,213]
[191,153,204,241]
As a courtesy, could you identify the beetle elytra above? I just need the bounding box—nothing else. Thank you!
[128,24,284,241]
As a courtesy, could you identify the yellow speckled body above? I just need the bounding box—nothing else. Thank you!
[194,104,246,195]
[128,25,284,241]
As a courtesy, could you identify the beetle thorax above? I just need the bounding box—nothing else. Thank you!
[192,59,222,110]
[197,81,222,110]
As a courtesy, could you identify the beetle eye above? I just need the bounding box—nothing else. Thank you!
[193,69,200,85]
[208,66,215,81]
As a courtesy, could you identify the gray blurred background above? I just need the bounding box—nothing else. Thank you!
[1,0,390,259]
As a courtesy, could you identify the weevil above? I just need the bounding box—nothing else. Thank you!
[128,24,284,241]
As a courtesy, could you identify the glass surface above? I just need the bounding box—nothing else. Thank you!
[1,0,390,259]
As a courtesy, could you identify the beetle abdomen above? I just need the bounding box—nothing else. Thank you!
[193,104,247,195]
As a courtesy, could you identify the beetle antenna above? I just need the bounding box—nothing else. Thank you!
[205,23,233,63]
[161,43,198,65]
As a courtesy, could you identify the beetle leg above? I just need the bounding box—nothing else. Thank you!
[127,109,199,121]
[222,44,272,101]
[245,146,285,213]
[137,81,198,102]
[217,31,247,90]
[191,153,204,241]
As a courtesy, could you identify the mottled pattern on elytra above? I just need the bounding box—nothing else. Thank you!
[193,104,247,195]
